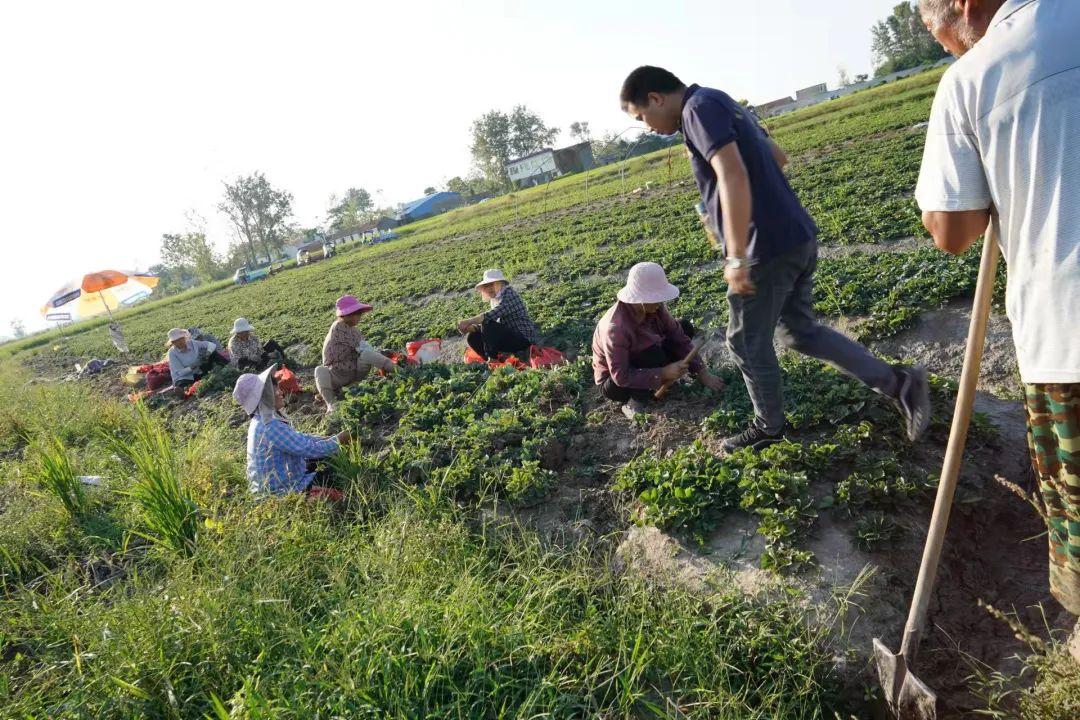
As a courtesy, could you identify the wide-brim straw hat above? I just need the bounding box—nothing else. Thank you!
[616,262,680,304]
[232,363,278,416]
[336,295,373,317]
[475,269,508,288]
[232,317,254,334]
[166,327,191,345]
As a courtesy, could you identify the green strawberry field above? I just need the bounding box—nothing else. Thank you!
[3,64,1076,718]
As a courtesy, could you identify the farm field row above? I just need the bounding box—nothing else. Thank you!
[4,62,1073,718]
[6,66,950,362]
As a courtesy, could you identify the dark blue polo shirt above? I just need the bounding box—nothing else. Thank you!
[681,84,816,262]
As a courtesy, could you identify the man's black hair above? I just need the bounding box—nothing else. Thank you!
[620,66,685,109]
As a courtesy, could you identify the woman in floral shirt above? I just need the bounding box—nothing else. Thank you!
[227,318,287,371]
[313,296,395,413]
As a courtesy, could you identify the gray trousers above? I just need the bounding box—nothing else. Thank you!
[726,241,899,433]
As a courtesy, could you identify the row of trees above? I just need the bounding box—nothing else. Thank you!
[871,1,948,77]
[152,175,396,296]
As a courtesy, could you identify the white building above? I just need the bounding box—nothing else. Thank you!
[506,149,557,188]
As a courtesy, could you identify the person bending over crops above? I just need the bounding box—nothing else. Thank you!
[166,327,227,389]
[620,65,931,451]
[593,262,724,420]
[233,364,351,497]
[457,269,539,360]
[228,317,287,372]
[314,295,395,414]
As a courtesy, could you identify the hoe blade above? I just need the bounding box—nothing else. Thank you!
[873,637,937,720]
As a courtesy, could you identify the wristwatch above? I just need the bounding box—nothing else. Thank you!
[725,257,748,270]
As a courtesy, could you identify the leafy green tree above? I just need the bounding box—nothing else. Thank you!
[326,187,373,231]
[568,121,591,142]
[470,110,513,187]
[219,172,294,264]
[158,232,222,284]
[446,174,496,197]
[871,2,947,76]
[508,105,559,158]
[423,186,437,195]
[470,106,559,187]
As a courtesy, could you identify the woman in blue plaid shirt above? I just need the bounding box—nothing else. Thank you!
[233,364,352,496]
[457,269,539,360]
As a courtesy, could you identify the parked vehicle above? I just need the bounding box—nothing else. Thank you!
[232,263,281,285]
[296,239,329,266]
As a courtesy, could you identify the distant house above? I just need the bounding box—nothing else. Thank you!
[755,96,795,116]
[506,141,596,189]
[795,83,827,101]
[506,149,557,188]
[755,57,956,119]
[397,191,464,224]
[326,216,400,244]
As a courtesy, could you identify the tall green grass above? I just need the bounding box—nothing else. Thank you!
[0,494,848,718]
[30,435,89,517]
[108,404,200,555]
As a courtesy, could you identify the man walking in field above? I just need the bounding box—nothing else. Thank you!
[914,0,1080,662]
[619,66,931,453]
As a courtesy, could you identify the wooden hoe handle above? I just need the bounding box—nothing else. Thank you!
[900,222,1000,664]
[653,342,702,400]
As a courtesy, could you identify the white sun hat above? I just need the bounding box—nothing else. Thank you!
[232,317,255,334]
[166,327,191,344]
[617,262,680,304]
[232,363,278,416]
[475,269,508,288]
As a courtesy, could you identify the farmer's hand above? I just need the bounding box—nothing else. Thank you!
[725,265,755,296]
[456,319,474,334]
[697,369,724,392]
[659,359,690,382]
[336,429,354,444]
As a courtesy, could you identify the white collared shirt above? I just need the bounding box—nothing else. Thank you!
[915,0,1080,383]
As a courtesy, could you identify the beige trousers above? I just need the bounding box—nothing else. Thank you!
[314,351,392,404]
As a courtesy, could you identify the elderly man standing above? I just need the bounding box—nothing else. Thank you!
[915,0,1080,662]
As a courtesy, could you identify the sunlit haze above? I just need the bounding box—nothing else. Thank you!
[0,0,903,335]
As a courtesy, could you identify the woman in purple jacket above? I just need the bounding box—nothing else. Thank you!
[592,262,723,419]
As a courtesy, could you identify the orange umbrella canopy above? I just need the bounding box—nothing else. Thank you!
[42,270,160,322]
[81,270,134,294]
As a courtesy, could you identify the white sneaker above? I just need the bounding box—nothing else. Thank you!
[621,398,647,420]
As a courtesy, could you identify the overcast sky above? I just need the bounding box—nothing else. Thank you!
[1,0,905,335]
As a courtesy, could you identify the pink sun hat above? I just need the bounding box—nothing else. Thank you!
[335,295,373,317]
[616,262,680,304]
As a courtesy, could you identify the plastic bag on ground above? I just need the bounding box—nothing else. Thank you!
[529,345,566,369]
[307,485,345,502]
[488,354,528,371]
[274,366,302,394]
[145,366,172,391]
[463,347,486,364]
[406,338,442,364]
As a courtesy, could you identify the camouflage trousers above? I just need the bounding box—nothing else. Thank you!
[1024,383,1080,616]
